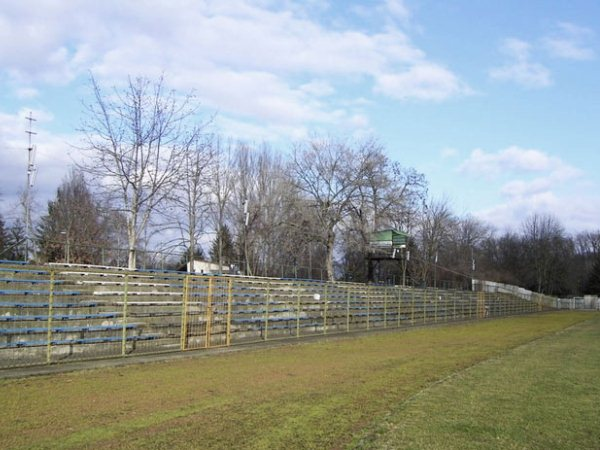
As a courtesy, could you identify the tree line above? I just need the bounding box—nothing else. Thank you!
[1,75,598,296]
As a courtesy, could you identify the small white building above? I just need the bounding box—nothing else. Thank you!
[186,260,230,275]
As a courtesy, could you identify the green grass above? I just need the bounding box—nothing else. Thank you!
[0,312,596,449]
[353,314,600,450]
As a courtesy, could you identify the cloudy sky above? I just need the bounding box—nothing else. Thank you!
[1,0,599,233]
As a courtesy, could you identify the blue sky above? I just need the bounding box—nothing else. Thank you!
[1,0,599,233]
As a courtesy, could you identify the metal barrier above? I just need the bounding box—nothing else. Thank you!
[0,264,556,369]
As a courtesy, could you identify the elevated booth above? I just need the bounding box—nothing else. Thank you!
[367,229,410,285]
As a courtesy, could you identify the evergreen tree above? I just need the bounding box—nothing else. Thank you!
[178,245,205,267]
[36,170,108,264]
[4,220,27,261]
[210,225,236,266]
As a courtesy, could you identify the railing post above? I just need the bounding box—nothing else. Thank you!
[323,283,328,335]
[264,281,270,341]
[346,286,351,332]
[296,284,301,338]
[434,289,438,323]
[411,289,415,325]
[397,288,401,328]
[423,289,427,324]
[383,288,388,329]
[46,270,55,364]
[180,275,190,351]
[226,278,232,346]
[206,277,213,348]
[367,285,371,331]
[121,274,129,356]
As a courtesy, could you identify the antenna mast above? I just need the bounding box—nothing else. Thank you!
[24,111,37,261]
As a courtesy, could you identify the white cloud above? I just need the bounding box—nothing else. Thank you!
[500,166,580,198]
[458,146,569,177]
[0,0,467,140]
[459,145,594,232]
[299,80,335,97]
[383,0,412,23]
[489,38,552,88]
[375,63,470,101]
[440,147,458,159]
[476,190,600,233]
[14,87,39,99]
[542,22,595,61]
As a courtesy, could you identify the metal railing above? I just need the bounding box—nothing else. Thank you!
[0,263,556,369]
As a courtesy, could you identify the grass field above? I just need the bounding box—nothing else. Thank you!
[1,311,597,449]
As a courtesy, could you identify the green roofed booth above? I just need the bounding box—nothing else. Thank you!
[367,229,410,285]
[368,229,409,250]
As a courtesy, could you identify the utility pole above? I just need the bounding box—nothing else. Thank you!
[24,112,37,261]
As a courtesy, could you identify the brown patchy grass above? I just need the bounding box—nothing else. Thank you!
[0,312,591,449]
[353,313,600,449]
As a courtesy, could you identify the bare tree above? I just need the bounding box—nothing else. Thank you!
[342,149,427,281]
[78,75,200,269]
[208,137,235,271]
[414,197,455,287]
[521,213,572,294]
[170,134,214,272]
[229,144,296,277]
[289,136,373,281]
[444,215,493,287]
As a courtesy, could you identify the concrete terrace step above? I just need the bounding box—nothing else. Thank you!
[0,323,144,335]
[0,312,122,322]
[0,289,82,296]
[0,301,99,308]
[1,334,159,349]
[92,290,183,296]
[76,280,173,288]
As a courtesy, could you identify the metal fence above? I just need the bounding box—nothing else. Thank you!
[555,296,599,310]
[0,262,557,369]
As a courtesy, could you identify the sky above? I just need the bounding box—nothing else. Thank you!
[1,0,599,235]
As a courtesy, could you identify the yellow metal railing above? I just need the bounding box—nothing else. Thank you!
[0,266,559,369]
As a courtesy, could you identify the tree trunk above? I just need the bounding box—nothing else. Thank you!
[128,247,136,270]
[127,218,137,270]
[326,229,335,282]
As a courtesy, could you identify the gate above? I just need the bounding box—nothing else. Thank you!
[181,276,232,350]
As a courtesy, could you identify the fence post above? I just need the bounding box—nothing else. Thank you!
[434,289,438,323]
[121,274,129,356]
[423,289,427,324]
[453,292,457,321]
[367,285,371,331]
[323,283,328,335]
[180,275,190,351]
[206,277,213,348]
[46,271,55,364]
[383,288,388,329]
[296,284,301,338]
[397,288,402,328]
[346,286,351,332]
[226,278,232,346]
[411,289,415,325]
[264,281,270,341]
[477,291,485,319]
